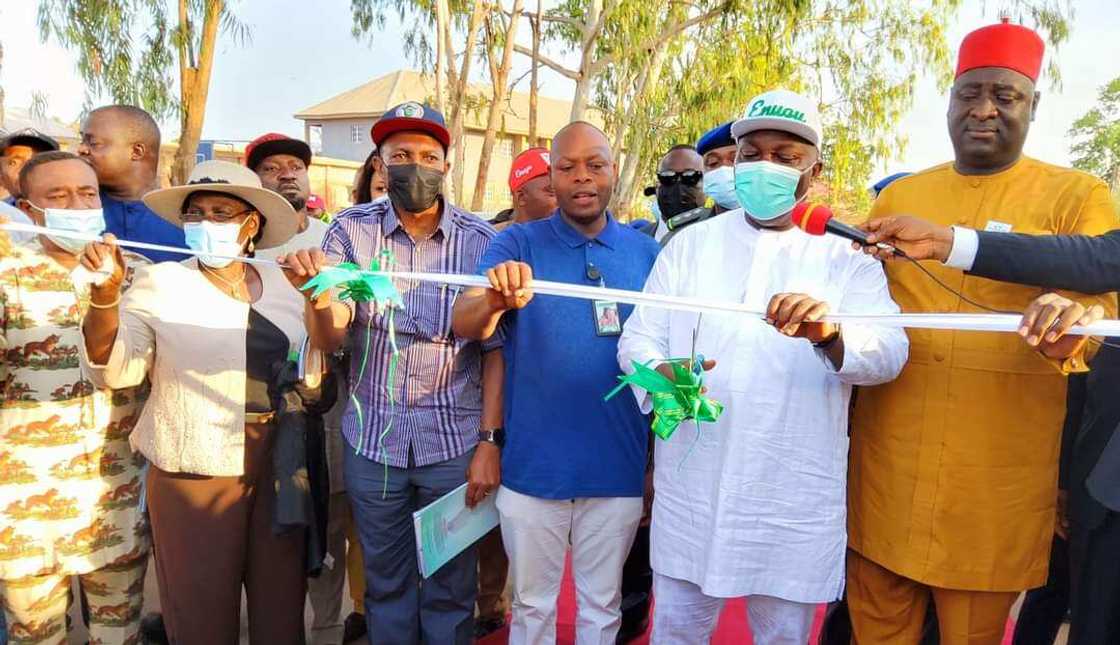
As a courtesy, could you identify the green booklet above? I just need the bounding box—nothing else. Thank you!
[413,482,500,578]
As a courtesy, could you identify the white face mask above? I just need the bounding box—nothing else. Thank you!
[182,220,246,268]
[30,204,106,255]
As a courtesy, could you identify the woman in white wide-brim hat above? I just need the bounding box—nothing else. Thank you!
[78,160,311,643]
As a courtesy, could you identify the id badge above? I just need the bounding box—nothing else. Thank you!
[594,299,622,336]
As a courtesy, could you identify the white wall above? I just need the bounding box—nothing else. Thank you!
[314,119,377,162]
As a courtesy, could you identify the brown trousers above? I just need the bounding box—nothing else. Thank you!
[846,549,1018,645]
[147,422,307,645]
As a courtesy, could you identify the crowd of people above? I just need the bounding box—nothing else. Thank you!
[1,16,1119,645]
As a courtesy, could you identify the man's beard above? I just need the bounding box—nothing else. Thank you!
[282,192,307,212]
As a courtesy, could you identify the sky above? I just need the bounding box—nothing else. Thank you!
[2,0,1119,178]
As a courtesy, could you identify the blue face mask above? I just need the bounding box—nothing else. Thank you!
[702,166,739,210]
[30,204,106,255]
[734,161,809,221]
[183,220,246,268]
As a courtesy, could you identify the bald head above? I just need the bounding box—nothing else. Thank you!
[551,121,612,162]
[658,145,702,172]
[90,105,161,150]
[655,144,705,220]
[79,105,161,196]
[550,121,615,224]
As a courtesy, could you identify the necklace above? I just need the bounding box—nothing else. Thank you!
[201,264,246,298]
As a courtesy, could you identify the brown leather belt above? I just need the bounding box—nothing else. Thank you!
[245,411,276,424]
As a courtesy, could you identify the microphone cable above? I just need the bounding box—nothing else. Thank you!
[889,247,1120,351]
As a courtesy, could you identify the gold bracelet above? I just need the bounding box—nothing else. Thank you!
[88,295,121,309]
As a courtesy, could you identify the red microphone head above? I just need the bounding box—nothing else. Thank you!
[791,202,833,235]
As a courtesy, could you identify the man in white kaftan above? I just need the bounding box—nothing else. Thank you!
[617,89,910,645]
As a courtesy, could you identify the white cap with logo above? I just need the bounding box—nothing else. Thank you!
[730,89,823,148]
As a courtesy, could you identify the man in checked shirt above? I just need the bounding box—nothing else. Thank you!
[281,102,502,645]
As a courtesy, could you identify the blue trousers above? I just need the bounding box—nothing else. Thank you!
[344,448,476,645]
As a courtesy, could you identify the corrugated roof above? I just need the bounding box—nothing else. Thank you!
[0,107,79,141]
[293,69,597,137]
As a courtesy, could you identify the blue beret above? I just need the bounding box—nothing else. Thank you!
[871,172,912,196]
[696,121,735,156]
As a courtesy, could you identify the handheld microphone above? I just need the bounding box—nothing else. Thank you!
[791,202,903,256]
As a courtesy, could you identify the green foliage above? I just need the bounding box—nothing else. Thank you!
[37,0,248,120]
[38,0,176,118]
[594,0,1072,215]
[1069,76,1120,191]
[348,0,1073,215]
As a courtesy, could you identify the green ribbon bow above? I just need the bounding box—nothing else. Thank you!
[605,359,723,440]
[299,262,404,307]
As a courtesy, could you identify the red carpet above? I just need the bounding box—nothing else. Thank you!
[477,556,1018,644]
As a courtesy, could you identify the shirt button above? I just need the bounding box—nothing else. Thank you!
[969,179,981,188]
[933,353,946,362]
[957,218,968,225]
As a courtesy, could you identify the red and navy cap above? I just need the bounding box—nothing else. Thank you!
[371,102,450,150]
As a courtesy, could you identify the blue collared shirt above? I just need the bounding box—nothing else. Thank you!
[322,198,500,468]
[479,211,660,499]
[101,192,188,263]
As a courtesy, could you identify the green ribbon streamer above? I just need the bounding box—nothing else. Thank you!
[300,253,402,496]
[605,359,723,440]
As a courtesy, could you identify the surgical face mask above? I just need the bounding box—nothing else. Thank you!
[183,220,246,268]
[386,163,444,212]
[702,166,739,210]
[734,161,810,221]
[31,203,106,255]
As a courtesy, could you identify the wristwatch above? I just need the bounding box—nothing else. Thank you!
[479,428,505,448]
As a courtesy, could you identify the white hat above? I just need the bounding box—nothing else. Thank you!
[143,160,299,250]
[730,89,823,148]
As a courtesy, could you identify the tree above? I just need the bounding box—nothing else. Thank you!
[38,0,248,184]
[526,0,543,146]
[1069,76,1120,193]
[0,40,6,129]
[471,0,524,211]
[587,0,1074,216]
[522,0,731,121]
[353,0,1072,216]
[352,0,490,204]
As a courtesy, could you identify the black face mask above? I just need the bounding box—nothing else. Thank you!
[657,183,705,220]
[386,163,444,212]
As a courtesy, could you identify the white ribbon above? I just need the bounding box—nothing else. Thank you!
[5,220,1119,337]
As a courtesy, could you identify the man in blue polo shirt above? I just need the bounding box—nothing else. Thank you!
[79,105,187,263]
[452,121,659,644]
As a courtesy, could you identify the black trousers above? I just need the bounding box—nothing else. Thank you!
[618,525,652,640]
[1069,507,1120,644]
[1011,536,1069,645]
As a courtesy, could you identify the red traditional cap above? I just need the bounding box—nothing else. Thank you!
[956,17,1045,83]
[508,147,551,192]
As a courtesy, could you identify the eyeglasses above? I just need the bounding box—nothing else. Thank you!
[179,208,254,224]
[656,170,702,187]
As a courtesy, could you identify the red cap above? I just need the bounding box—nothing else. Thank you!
[791,202,833,235]
[508,147,551,192]
[307,194,325,210]
[955,17,1045,83]
[245,133,312,170]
